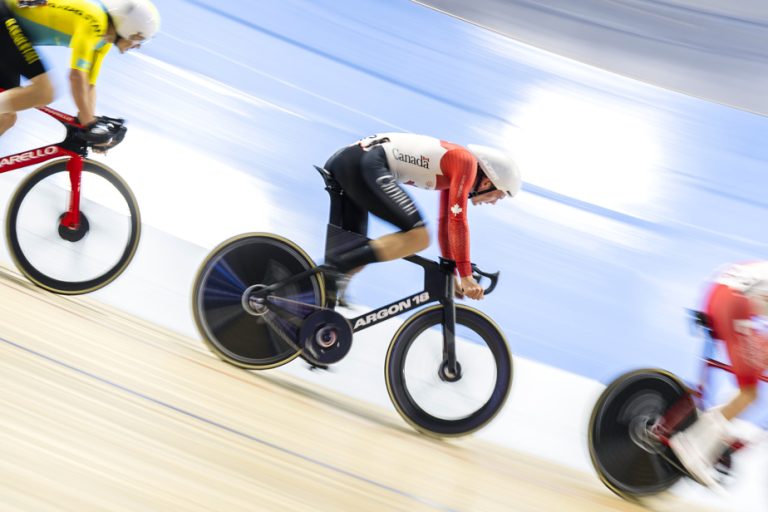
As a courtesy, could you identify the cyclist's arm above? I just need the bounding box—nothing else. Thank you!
[88,83,96,113]
[88,46,111,85]
[69,28,109,125]
[438,189,476,298]
[69,69,95,125]
[438,148,476,277]
[437,190,452,263]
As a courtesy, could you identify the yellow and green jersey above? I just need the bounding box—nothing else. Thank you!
[5,0,112,84]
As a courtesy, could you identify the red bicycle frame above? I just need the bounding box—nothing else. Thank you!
[0,99,87,229]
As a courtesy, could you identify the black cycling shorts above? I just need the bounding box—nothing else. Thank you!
[324,143,425,236]
[0,3,46,90]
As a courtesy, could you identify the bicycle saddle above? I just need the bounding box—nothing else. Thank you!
[314,165,342,191]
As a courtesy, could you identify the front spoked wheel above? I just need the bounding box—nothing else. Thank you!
[589,369,695,499]
[385,305,512,437]
[192,233,325,369]
[6,158,141,294]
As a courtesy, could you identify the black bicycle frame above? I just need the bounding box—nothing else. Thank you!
[248,165,495,374]
[317,165,461,371]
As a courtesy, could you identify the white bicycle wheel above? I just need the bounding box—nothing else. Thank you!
[6,158,141,294]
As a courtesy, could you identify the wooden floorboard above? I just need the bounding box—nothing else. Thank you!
[0,268,712,511]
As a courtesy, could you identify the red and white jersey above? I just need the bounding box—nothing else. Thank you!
[358,133,479,276]
[714,262,768,316]
[359,133,445,189]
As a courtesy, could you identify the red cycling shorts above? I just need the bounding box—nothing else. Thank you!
[704,283,768,388]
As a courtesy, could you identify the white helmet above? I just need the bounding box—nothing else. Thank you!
[467,144,522,197]
[103,0,161,41]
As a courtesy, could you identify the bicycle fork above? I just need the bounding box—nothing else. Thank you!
[60,155,83,229]
[439,260,461,382]
[440,302,462,381]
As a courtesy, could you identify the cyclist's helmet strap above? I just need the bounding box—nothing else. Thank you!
[467,169,490,199]
[104,12,121,43]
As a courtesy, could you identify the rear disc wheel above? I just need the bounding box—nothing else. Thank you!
[589,369,695,499]
[192,233,325,369]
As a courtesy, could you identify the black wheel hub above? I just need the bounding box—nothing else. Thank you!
[438,360,462,382]
[628,415,663,454]
[57,212,89,242]
[242,284,270,316]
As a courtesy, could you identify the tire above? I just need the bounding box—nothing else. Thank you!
[385,304,512,437]
[588,369,696,499]
[6,158,141,294]
[192,233,325,369]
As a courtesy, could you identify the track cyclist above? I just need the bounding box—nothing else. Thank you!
[323,132,521,303]
[670,261,768,487]
[0,0,160,138]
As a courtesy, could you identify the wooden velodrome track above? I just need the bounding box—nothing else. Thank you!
[0,266,714,512]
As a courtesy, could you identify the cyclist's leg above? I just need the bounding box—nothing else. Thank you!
[707,285,762,419]
[325,144,371,247]
[326,144,428,272]
[0,112,16,135]
[360,146,428,260]
[369,227,429,261]
[670,284,758,486]
[323,145,371,304]
[0,5,51,125]
[0,26,21,135]
[0,73,54,136]
[720,385,758,420]
[0,73,53,114]
[325,145,368,234]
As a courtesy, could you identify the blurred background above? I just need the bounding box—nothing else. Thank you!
[1,0,767,508]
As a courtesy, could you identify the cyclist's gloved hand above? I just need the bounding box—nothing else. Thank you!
[80,118,115,145]
[78,116,127,152]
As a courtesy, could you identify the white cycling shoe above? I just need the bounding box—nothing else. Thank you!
[669,409,732,490]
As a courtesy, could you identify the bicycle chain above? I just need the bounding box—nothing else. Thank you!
[268,295,327,311]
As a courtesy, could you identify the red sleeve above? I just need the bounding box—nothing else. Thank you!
[437,189,451,264]
[437,147,477,277]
